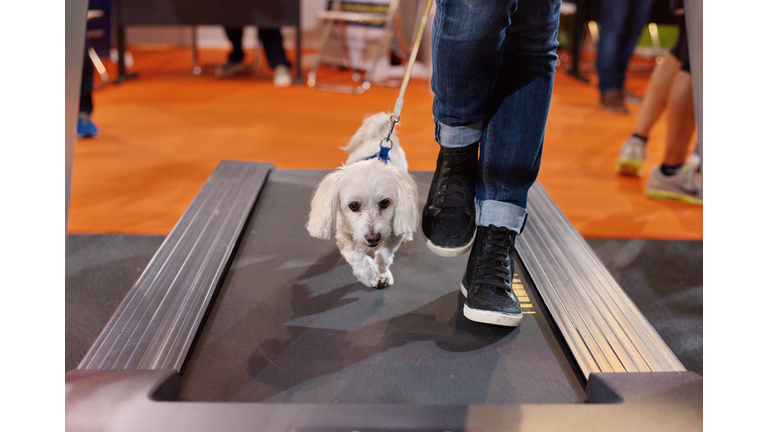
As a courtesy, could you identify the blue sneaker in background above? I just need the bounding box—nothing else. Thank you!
[77,113,99,139]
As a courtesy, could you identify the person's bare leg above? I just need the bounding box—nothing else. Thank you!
[662,70,696,166]
[634,53,682,137]
[616,53,683,176]
[644,68,701,205]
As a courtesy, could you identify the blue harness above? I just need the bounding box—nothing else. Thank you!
[364,114,398,164]
[363,142,392,163]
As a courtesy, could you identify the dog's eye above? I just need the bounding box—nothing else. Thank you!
[379,199,390,210]
[348,202,360,212]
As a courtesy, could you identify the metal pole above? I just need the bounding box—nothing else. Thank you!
[684,0,703,172]
[65,0,88,228]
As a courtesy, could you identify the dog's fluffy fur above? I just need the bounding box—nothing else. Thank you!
[307,112,420,288]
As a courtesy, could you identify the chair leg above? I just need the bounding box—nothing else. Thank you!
[647,22,664,62]
[308,0,405,94]
[307,19,340,88]
[191,26,203,75]
[88,46,109,88]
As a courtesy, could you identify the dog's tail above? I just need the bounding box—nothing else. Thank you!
[341,112,395,154]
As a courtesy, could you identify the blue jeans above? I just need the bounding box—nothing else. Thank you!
[595,0,653,93]
[431,0,561,234]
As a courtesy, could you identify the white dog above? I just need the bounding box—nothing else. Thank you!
[307,112,420,288]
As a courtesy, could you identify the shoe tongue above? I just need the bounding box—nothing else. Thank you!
[436,167,473,208]
[488,225,513,241]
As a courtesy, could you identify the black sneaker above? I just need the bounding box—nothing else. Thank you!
[421,143,478,256]
[461,225,522,327]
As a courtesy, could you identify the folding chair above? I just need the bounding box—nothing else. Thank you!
[307,0,409,94]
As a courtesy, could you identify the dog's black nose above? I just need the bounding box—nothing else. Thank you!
[366,233,381,245]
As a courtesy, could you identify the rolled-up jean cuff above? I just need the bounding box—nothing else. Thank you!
[435,120,484,148]
[476,200,529,235]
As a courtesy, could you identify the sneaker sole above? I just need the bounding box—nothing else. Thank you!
[215,66,250,78]
[274,79,291,87]
[616,158,642,177]
[463,304,522,327]
[423,229,476,257]
[646,188,703,205]
[600,104,628,114]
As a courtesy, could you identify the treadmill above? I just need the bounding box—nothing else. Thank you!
[65,160,702,431]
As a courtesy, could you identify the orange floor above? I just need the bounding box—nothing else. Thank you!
[67,46,702,240]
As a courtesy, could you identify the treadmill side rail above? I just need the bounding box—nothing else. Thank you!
[77,160,272,372]
[517,182,687,378]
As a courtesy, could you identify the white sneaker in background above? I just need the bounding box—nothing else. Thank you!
[273,65,291,87]
[616,136,647,177]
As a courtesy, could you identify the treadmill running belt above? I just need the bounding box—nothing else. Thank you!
[179,170,586,405]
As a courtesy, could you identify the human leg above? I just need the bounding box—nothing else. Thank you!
[615,0,655,87]
[426,0,560,217]
[225,27,245,63]
[423,0,517,256]
[596,0,653,112]
[430,0,516,144]
[475,0,560,230]
[78,40,99,139]
[662,71,696,167]
[258,28,292,87]
[636,19,688,138]
[79,42,93,116]
[634,53,682,137]
[595,0,631,111]
[665,16,693,168]
[644,7,700,204]
[466,0,561,327]
[616,16,688,176]
[645,69,701,204]
[216,27,248,77]
[258,28,291,69]
[615,52,681,176]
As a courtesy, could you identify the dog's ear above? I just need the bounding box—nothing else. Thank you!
[307,170,342,239]
[392,168,420,236]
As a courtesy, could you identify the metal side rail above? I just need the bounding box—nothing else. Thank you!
[77,160,272,371]
[517,182,686,379]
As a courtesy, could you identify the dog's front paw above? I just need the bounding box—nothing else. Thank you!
[375,270,394,288]
[353,259,381,287]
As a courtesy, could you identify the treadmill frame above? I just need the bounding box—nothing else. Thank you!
[65,160,702,431]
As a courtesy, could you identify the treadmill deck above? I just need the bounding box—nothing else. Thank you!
[179,169,584,404]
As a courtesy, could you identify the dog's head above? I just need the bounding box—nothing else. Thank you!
[307,160,419,247]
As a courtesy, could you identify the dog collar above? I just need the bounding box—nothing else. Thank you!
[363,146,391,164]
